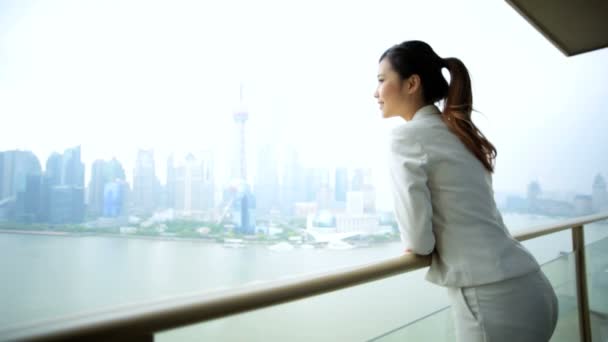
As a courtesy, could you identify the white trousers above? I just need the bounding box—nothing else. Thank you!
[448,270,558,342]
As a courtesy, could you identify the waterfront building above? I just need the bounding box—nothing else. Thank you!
[88,158,126,217]
[254,144,280,216]
[334,167,348,203]
[171,152,215,218]
[133,149,160,217]
[280,147,306,216]
[0,150,42,200]
[49,185,85,224]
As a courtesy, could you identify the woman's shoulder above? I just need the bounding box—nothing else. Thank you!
[390,126,427,161]
[391,117,444,145]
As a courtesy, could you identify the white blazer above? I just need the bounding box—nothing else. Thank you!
[389,105,539,287]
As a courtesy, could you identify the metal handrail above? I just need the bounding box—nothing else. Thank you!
[3,212,608,342]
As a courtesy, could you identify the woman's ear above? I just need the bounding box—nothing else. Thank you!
[405,74,421,94]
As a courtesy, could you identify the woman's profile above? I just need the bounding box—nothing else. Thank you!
[375,40,558,341]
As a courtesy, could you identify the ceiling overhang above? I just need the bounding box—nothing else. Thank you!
[506,0,608,56]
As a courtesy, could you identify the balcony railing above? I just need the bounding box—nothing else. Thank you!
[2,212,608,342]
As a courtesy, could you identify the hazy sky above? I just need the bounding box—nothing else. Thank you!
[1,0,607,209]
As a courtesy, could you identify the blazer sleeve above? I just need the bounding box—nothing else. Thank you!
[389,136,435,255]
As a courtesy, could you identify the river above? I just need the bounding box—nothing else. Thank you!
[1,213,606,341]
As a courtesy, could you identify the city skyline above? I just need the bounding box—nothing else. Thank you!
[1,1,608,202]
[2,145,606,215]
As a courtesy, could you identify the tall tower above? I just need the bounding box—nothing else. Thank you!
[232,84,249,182]
[223,84,256,234]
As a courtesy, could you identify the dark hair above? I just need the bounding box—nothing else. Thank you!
[380,40,497,173]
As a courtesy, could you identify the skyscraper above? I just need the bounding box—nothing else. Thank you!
[103,180,128,217]
[334,167,348,203]
[44,146,86,224]
[280,147,306,216]
[133,149,159,217]
[49,186,85,224]
[171,152,215,216]
[61,146,85,187]
[362,169,376,213]
[0,150,42,200]
[166,154,176,209]
[88,158,126,217]
[254,144,279,216]
[45,153,62,186]
[351,168,365,192]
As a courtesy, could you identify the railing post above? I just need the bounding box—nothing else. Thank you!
[572,225,592,342]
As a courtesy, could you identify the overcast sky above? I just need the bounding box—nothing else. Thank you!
[1,0,607,209]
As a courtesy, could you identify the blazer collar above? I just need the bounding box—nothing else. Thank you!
[391,104,441,137]
[411,104,441,122]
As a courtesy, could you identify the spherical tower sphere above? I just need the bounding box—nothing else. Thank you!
[233,110,248,122]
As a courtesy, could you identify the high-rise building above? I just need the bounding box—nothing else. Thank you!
[103,180,128,217]
[133,149,160,216]
[230,183,256,234]
[61,146,85,187]
[254,144,279,216]
[89,160,106,216]
[0,150,42,221]
[38,175,53,222]
[45,153,62,186]
[335,167,348,203]
[0,150,42,200]
[280,147,306,216]
[592,174,608,213]
[166,154,176,209]
[303,168,330,203]
[49,186,85,224]
[171,152,215,216]
[88,158,126,217]
[21,174,42,222]
[15,174,42,223]
[362,169,376,213]
[351,168,365,192]
[43,146,86,224]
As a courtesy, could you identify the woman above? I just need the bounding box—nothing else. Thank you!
[374,40,558,341]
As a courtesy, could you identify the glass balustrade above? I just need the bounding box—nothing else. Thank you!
[156,226,608,342]
[368,252,580,341]
[585,221,608,341]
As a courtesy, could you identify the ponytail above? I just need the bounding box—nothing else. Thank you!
[442,57,497,173]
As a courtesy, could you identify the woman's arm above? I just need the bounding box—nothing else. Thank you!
[390,137,435,255]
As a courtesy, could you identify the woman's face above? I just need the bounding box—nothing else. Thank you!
[374,58,406,119]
